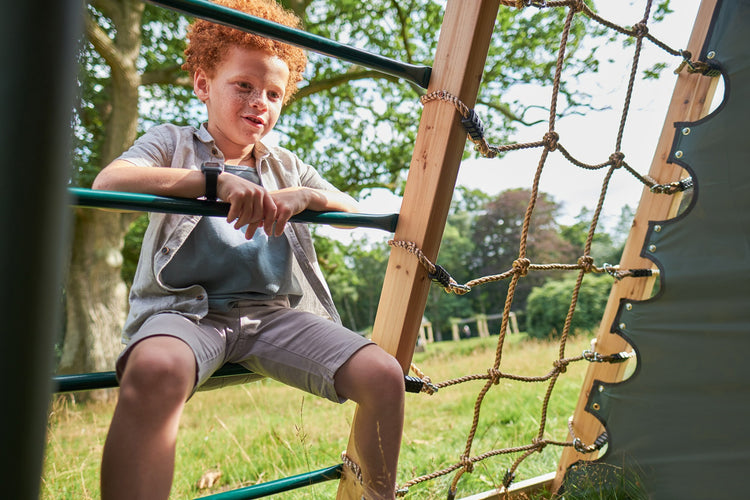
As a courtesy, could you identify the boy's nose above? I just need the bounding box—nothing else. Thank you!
[249,91,267,110]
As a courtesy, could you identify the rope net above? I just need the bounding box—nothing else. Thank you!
[358,1,713,497]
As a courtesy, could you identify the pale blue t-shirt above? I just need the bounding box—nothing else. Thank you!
[161,165,301,310]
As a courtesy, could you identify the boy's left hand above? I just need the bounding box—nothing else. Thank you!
[267,187,313,236]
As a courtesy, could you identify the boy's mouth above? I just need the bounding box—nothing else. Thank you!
[243,115,265,126]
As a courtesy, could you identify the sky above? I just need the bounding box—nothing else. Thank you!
[326,0,714,244]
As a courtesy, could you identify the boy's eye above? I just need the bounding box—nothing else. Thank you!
[268,91,281,100]
[237,82,253,91]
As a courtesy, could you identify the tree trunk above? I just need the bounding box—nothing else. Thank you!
[58,210,133,395]
[58,0,143,401]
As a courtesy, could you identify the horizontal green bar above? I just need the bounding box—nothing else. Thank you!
[52,363,256,393]
[196,464,342,500]
[69,187,398,233]
[54,367,424,394]
[147,0,431,88]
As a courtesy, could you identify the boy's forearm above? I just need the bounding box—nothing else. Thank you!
[299,187,359,213]
[92,160,206,199]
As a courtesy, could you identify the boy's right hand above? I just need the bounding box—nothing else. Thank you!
[218,173,278,239]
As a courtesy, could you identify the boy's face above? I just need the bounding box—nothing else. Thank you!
[194,46,290,158]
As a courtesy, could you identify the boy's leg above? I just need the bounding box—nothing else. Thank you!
[334,345,405,500]
[101,335,196,500]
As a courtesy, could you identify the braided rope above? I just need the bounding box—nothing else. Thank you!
[395,0,684,496]
[389,239,648,296]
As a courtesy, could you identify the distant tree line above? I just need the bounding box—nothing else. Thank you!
[316,186,634,340]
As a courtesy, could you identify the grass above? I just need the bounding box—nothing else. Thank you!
[42,333,594,499]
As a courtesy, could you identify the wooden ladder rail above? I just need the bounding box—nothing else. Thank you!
[336,1,503,498]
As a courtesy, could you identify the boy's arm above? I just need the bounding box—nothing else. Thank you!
[93,160,278,239]
[92,159,207,198]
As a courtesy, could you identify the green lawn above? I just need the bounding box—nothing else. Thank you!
[42,333,594,499]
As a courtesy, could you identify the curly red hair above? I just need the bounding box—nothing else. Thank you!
[182,0,307,103]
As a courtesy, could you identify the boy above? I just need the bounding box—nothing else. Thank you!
[92,1,405,499]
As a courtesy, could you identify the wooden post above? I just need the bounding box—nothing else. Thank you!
[552,0,720,491]
[336,1,501,498]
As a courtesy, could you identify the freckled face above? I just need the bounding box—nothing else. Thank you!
[194,46,290,159]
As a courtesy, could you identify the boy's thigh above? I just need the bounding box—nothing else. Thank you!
[230,304,372,403]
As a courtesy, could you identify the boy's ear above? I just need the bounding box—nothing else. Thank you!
[194,68,210,102]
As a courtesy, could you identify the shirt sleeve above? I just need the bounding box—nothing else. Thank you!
[117,124,176,168]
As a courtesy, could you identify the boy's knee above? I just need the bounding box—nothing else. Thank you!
[363,350,405,400]
[119,340,195,403]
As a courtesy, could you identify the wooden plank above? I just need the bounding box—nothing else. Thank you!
[458,472,555,500]
[551,0,720,492]
[336,1,501,498]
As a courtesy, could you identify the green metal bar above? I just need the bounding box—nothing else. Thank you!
[146,0,431,88]
[69,187,398,233]
[54,367,425,394]
[196,464,342,500]
[52,363,257,393]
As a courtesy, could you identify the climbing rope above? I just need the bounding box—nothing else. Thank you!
[389,238,653,295]
[395,1,691,497]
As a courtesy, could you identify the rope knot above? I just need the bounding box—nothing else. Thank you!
[609,151,625,168]
[512,258,531,276]
[459,457,474,473]
[553,358,569,373]
[543,131,559,151]
[531,437,548,452]
[572,0,585,12]
[577,255,594,273]
[488,368,501,385]
[632,22,649,37]
[515,0,525,8]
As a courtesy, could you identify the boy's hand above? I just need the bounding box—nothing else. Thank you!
[218,174,277,239]
[268,187,313,237]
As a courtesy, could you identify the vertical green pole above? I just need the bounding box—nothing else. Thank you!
[0,1,80,498]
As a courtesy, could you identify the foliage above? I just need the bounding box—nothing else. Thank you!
[121,214,149,287]
[468,188,578,316]
[76,1,604,195]
[313,234,388,332]
[525,274,612,339]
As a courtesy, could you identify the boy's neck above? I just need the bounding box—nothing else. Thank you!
[222,146,257,168]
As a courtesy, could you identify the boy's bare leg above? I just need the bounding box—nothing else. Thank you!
[335,345,405,500]
[101,336,196,500]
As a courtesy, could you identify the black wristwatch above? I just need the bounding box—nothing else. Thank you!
[200,162,224,201]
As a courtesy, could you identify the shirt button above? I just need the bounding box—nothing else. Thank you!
[161,247,170,255]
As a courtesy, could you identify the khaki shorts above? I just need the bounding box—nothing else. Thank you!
[116,297,371,403]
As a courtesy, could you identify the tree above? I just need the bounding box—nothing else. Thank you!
[313,235,389,333]
[525,274,612,339]
[65,0,612,388]
[469,188,578,316]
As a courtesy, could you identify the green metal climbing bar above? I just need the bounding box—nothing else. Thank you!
[69,187,399,233]
[147,0,431,88]
[196,464,342,499]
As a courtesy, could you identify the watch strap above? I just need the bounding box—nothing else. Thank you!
[201,162,223,201]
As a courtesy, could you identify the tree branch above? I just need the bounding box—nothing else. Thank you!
[291,66,422,103]
[389,0,413,63]
[89,0,118,23]
[479,99,547,127]
[141,65,192,87]
[85,12,125,78]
